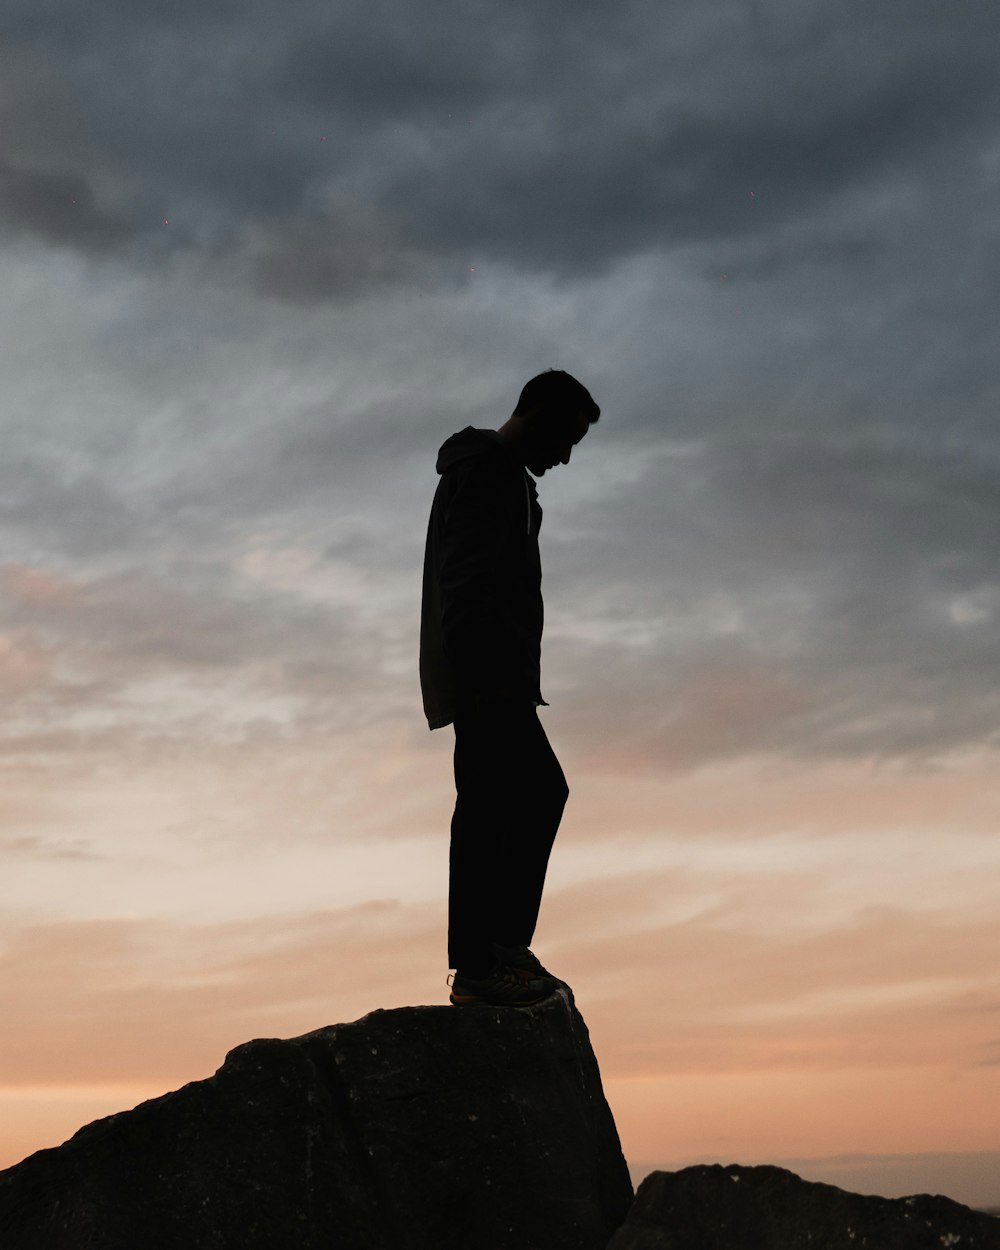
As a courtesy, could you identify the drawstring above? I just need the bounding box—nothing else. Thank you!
[524,474,531,535]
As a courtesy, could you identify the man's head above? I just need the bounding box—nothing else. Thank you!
[498,369,600,477]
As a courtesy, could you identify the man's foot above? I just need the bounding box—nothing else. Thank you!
[449,964,558,1006]
[492,942,567,987]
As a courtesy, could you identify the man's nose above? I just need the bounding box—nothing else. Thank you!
[559,447,572,465]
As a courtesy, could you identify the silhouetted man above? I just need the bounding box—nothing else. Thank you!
[420,369,600,1005]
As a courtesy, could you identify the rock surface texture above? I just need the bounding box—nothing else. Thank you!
[0,987,632,1250]
[607,1163,1000,1250]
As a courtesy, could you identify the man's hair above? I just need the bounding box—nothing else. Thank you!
[513,369,600,424]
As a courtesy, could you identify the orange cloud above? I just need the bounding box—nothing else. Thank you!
[0,634,55,696]
[0,902,444,1089]
[0,563,81,608]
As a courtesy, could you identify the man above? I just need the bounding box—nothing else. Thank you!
[420,369,601,1006]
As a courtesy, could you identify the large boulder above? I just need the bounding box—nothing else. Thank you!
[0,987,632,1249]
[607,1162,1000,1250]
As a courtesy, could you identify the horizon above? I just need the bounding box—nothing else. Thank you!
[2,0,999,1213]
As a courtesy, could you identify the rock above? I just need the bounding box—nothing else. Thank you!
[0,987,632,1250]
[607,1163,1000,1250]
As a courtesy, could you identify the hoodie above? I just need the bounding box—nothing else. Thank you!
[420,426,548,730]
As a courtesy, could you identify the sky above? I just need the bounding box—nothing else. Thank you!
[2,0,1000,1210]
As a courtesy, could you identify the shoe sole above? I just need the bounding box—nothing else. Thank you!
[449,989,554,1006]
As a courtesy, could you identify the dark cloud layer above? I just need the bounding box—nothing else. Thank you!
[5,0,999,300]
[0,159,132,252]
[1,0,998,771]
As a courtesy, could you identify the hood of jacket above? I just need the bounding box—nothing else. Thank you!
[436,426,539,536]
[435,426,511,473]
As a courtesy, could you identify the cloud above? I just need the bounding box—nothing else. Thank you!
[244,198,447,305]
[0,44,136,254]
[0,835,102,861]
[0,902,442,1085]
[0,633,57,699]
[2,0,996,299]
[3,872,998,1090]
[0,565,81,608]
[542,874,1000,1080]
[540,427,1000,766]
[0,459,144,559]
[0,0,996,1004]
[0,160,132,253]
[271,10,490,124]
[0,554,396,750]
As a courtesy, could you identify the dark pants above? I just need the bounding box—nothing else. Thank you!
[448,701,569,974]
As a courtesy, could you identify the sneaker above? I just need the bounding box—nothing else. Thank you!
[492,942,566,987]
[448,964,558,1007]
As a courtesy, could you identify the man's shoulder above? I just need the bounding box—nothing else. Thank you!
[437,431,518,483]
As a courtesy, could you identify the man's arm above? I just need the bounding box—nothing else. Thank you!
[438,459,520,706]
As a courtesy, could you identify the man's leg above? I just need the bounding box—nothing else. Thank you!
[448,702,568,975]
[448,702,504,976]
[491,708,568,950]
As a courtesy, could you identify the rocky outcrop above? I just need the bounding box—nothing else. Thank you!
[0,987,632,1250]
[607,1163,1000,1250]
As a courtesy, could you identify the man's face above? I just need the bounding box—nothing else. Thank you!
[524,408,590,477]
